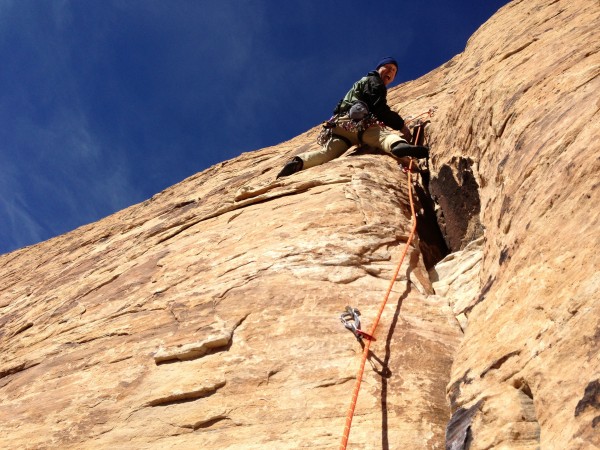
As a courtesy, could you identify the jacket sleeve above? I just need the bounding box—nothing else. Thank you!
[362,76,405,131]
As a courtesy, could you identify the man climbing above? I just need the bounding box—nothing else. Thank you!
[277,56,429,178]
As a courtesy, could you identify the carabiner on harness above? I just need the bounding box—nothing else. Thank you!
[339,306,376,342]
[317,115,338,146]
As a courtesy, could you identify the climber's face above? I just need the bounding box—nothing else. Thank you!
[378,63,397,86]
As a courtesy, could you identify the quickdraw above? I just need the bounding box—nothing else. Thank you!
[405,106,438,126]
[339,306,376,342]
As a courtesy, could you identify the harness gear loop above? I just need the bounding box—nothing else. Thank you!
[340,114,386,136]
[339,157,419,450]
[317,115,339,146]
[316,112,386,147]
[318,106,436,148]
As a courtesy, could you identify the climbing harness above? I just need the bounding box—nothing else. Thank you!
[340,131,424,450]
[317,106,436,148]
[317,116,353,148]
[316,113,385,146]
[340,115,385,134]
[339,306,376,342]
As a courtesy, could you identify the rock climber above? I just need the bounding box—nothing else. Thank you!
[277,56,429,178]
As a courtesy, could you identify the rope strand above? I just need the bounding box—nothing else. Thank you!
[339,158,418,450]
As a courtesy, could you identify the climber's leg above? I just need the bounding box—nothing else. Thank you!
[362,126,429,159]
[277,124,359,178]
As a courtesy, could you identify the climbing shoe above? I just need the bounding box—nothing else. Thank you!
[276,156,303,178]
[391,142,429,159]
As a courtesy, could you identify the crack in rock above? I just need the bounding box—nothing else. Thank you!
[153,314,249,364]
[446,399,484,450]
[144,380,226,407]
[480,350,521,378]
[154,333,232,364]
[187,415,232,431]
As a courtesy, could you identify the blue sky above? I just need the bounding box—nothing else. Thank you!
[0,0,508,255]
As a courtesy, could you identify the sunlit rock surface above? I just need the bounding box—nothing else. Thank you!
[1,0,599,448]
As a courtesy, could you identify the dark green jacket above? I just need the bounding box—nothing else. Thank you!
[334,70,405,131]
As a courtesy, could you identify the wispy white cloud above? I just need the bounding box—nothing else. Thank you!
[0,103,142,254]
[0,161,46,252]
[0,197,46,252]
[0,1,147,253]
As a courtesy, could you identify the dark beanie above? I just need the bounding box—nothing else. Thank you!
[376,56,398,70]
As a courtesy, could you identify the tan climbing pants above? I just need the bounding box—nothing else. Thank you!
[300,117,407,169]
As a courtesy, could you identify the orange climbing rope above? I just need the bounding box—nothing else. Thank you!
[339,158,418,450]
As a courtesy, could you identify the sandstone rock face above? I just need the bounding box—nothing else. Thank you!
[412,0,600,448]
[0,155,461,449]
[1,0,599,449]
